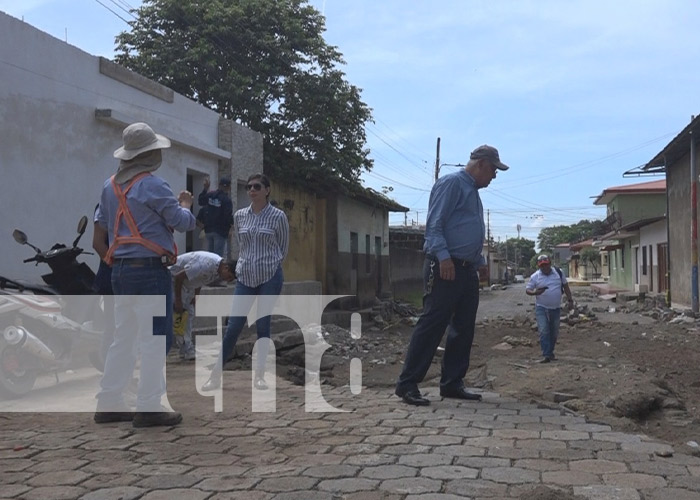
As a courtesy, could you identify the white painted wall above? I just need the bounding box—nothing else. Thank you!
[0,13,225,282]
[336,196,389,255]
[639,220,667,292]
[639,220,666,266]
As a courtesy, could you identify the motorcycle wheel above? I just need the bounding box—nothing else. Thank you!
[0,342,38,398]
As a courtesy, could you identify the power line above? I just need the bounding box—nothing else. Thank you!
[495,131,676,189]
[106,0,138,19]
[92,0,131,24]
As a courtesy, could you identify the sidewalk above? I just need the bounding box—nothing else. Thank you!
[1,363,700,500]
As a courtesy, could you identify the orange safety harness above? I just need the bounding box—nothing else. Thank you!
[104,172,177,266]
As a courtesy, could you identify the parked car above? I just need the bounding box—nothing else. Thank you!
[514,274,525,283]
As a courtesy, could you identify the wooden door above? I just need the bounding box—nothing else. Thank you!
[657,243,668,293]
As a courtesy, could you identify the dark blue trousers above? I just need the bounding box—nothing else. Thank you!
[396,257,480,395]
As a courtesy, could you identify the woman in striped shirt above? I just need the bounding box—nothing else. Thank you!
[202,173,289,392]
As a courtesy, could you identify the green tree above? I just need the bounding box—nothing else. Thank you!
[580,247,601,275]
[114,0,373,190]
[537,219,606,255]
[498,238,536,273]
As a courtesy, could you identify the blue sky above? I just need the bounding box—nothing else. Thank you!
[3,0,696,244]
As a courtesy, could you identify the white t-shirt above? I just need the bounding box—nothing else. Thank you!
[169,251,222,291]
[526,268,567,310]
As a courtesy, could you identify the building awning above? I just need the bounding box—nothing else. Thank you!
[592,239,618,248]
[600,244,625,251]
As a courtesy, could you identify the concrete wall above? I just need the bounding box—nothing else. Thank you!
[639,220,666,293]
[390,247,424,298]
[0,12,238,282]
[271,183,318,282]
[668,153,692,308]
[610,194,666,226]
[327,196,392,308]
[608,240,636,291]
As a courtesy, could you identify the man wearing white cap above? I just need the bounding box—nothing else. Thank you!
[526,254,574,363]
[94,122,196,427]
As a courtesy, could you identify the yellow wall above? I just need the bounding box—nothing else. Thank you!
[272,183,319,282]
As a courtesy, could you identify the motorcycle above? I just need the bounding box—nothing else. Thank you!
[0,216,103,398]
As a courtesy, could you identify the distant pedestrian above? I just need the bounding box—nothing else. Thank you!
[525,254,574,363]
[395,145,510,406]
[198,176,233,258]
[202,173,289,392]
[94,122,195,428]
[170,251,236,360]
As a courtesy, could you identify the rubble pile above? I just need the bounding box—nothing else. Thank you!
[611,294,697,323]
[562,302,598,325]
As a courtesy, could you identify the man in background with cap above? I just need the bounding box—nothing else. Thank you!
[526,254,574,363]
[198,176,234,258]
[94,122,196,427]
[395,145,509,406]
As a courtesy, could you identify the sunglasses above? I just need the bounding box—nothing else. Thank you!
[245,183,263,191]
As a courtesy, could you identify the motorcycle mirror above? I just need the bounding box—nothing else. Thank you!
[77,216,88,235]
[12,229,28,245]
[72,215,89,248]
[13,229,41,253]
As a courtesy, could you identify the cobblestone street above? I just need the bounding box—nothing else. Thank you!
[2,363,700,500]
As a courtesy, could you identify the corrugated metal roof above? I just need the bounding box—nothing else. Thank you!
[643,115,700,172]
[593,179,666,205]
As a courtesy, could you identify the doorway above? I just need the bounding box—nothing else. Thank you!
[657,243,668,293]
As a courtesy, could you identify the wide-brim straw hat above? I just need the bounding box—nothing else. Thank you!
[113,122,171,160]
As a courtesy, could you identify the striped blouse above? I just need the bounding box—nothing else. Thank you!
[234,203,289,287]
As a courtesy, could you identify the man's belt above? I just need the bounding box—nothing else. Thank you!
[426,254,475,268]
[112,257,167,267]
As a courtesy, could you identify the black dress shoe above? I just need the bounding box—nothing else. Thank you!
[440,387,482,401]
[94,411,134,423]
[133,411,183,428]
[400,390,430,406]
[538,357,551,364]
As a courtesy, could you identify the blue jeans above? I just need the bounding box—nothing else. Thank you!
[535,305,560,359]
[96,260,173,411]
[396,257,480,395]
[206,232,227,257]
[218,266,284,376]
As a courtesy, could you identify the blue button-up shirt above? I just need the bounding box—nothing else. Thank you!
[423,169,485,266]
[96,174,196,258]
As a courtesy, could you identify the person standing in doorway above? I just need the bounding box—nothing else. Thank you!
[525,254,574,363]
[198,176,233,258]
[202,173,289,392]
[395,145,510,406]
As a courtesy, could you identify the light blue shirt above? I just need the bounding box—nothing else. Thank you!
[526,268,568,309]
[423,169,485,266]
[96,174,196,258]
[234,203,289,287]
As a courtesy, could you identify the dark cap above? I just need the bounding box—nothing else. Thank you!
[470,145,509,171]
[219,177,231,187]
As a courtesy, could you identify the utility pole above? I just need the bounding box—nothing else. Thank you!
[516,224,522,272]
[434,137,441,182]
[487,210,491,286]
